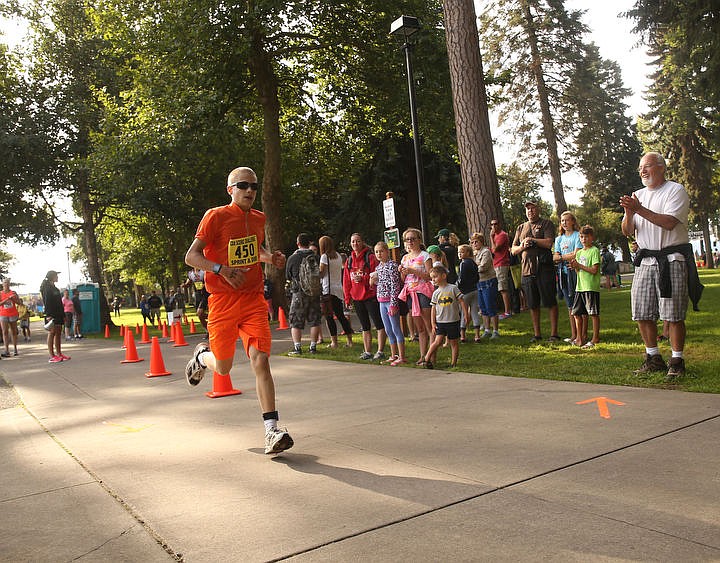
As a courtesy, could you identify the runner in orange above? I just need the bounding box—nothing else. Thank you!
[184,166,293,455]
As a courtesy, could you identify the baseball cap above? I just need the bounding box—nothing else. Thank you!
[435,228,450,238]
[426,245,441,255]
[524,200,539,208]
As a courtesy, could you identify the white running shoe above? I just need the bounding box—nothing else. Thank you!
[185,342,209,386]
[264,427,294,454]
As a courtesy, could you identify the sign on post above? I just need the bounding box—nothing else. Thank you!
[384,228,400,250]
[383,198,396,229]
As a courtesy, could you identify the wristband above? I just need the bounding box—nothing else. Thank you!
[212,263,222,275]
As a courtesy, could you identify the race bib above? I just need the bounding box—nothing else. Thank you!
[228,235,259,268]
[194,281,204,290]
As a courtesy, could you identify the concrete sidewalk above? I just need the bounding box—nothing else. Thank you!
[1,324,719,562]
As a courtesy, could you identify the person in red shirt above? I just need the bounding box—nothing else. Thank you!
[342,233,387,360]
[490,219,512,319]
[184,166,293,455]
[0,278,21,356]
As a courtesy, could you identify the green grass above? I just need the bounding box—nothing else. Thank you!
[90,272,720,393]
[310,270,720,394]
[84,311,207,341]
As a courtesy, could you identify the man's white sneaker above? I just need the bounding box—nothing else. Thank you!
[264,427,294,454]
[185,342,209,386]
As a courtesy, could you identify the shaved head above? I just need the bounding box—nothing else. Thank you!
[227,167,257,186]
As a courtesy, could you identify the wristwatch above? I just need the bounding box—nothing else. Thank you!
[212,263,222,274]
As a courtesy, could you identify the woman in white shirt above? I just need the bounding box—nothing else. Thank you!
[319,236,354,348]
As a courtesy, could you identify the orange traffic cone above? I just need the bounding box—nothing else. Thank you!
[121,326,127,349]
[136,323,140,334]
[167,322,176,343]
[140,323,152,344]
[104,324,110,338]
[145,337,171,377]
[120,324,125,337]
[205,372,242,398]
[121,330,144,363]
[183,314,189,325]
[161,321,168,339]
[173,322,189,347]
[277,307,289,330]
[190,319,197,334]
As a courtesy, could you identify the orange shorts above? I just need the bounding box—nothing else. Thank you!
[207,291,271,361]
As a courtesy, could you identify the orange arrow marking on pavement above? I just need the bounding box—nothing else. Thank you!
[576,396,626,419]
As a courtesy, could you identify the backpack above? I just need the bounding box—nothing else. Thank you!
[346,251,371,272]
[298,252,321,297]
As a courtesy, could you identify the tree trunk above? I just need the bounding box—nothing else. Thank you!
[702,220,714,269]
[520,0,567,214]
[678,133,715,270]
[443,0,503,236]
[78,177,113,329]
[248,18,287,311]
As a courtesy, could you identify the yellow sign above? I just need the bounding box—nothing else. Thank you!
[384,228,400,250]
[228,235,259,267]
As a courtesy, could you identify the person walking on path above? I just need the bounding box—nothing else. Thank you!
[0,278,21,356]
[511,201,560,343]
[620,151,702,381]
[184,166,293,455]
[40,271,69,363]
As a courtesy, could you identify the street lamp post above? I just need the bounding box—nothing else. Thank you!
[390,15,428,243]
[66,247,72,286]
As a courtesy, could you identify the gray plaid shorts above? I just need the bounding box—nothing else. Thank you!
[631,260,688,322]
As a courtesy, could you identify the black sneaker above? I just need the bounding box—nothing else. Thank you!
[634,354,667,375]
[185,342,209,386]
[529,335,543,343]
[666,357,686,381]
[288,347,302,356]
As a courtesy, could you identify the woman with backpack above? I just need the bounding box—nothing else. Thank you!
[342,233,387,361]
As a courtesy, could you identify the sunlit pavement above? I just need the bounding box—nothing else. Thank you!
[1,319,718,562]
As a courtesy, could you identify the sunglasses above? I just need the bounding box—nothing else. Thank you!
[404,237,418,242]
[230,181,259,191]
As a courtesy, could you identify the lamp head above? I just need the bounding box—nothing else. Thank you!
[390,15,421,39]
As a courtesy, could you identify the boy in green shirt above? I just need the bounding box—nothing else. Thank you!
[569,225,601,349]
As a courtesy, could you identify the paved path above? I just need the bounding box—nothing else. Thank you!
[1,322,718,562]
